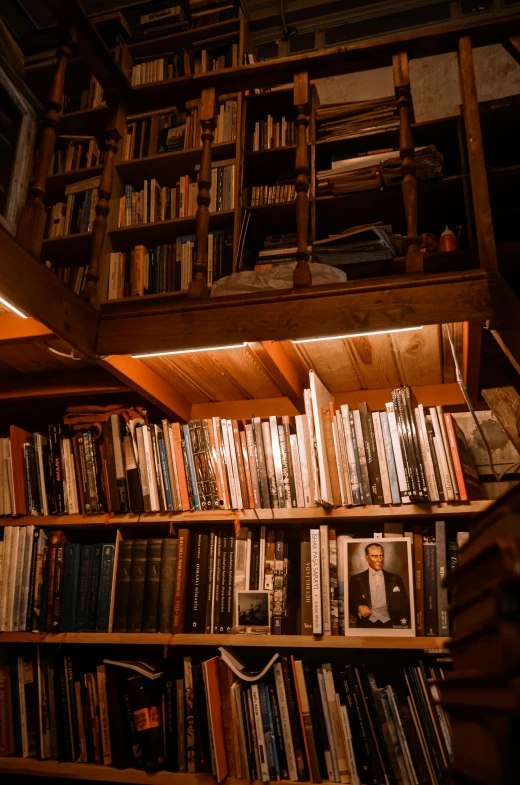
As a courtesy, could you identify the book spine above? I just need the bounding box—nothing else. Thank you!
[112,540,132,633]
[261,421,279,508]
[86,544,102,631]
[277,424,292,508]
[96,544,115,632]
[412,528,425,637]
[352,410,372,504]
[127,539,148,632]
[320,525,331,636]
[51,542,66,632]
[443,413,467,501]
[372,412,392,504]
[61,543,80,633]
[272,532,285,635]
[172,529,190,634]
[329,529,339,636]
[142,539,162,633]
[358,403,383,503]
[96,665,112,765]
[380,411,401,505]
[310,528,322,635]
[245,424,261,508]
[186,532,210,632]
[158,539,178,633]
[422,528,438,636]
[435,520,449,636]
[254,418,271,509]
[269,417,286,507]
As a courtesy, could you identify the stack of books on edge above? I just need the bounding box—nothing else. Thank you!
[314,223,396,266]
[316,95,399,140]
[252,114,298,150]
[317,145,444,196]
[0,648,453,784]
[45,261,87,296]
[46,177,100,238]
[52,136,105,174]
[62,75,105,114]
[438,485,520,784]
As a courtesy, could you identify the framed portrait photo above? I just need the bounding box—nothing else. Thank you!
[344,537,415,637]
[236,590,270,627]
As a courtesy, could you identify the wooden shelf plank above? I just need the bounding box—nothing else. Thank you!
[0,500,490,528]
[46,165,104,196]
[117,141,236,186]
[41,231,93,263]
[108,209,234,248]
[0,632,448,648]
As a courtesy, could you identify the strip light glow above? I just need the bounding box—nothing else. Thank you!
[132,342,247,359]
[0,297,28,319]
[293,326,423,344]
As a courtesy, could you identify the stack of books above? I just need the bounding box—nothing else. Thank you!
[0,648,453,783]
[131,39,239,84]
[51,136,105,174]
[62,75,105,114]
[131,54,188,85]
[252,114,298,150]
[316,96,399,140]
[0,379,491,518]
[46,176,100,238]
[313,223,396,266]
[107,230,226,298]
[316,145,444,196]
[439,485,520,785]
[250,181,295,206]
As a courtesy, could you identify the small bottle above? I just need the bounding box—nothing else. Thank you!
[438,226,458,252]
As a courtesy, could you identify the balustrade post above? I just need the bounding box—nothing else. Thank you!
[81,97,126,309]
[392,52,423,274]
[293,72,312,288]
[188,87,217,299]
[17,35,72,258]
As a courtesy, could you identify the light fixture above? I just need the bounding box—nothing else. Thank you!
[0,296,28,319]
[132,342,247,359]
[293,326,423,344]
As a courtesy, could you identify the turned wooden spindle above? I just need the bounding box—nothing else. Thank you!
[17,37,72,258]
[392,52,423,274]
[189,87,217,299]
[81,99,126,310]
[293,72,312,288]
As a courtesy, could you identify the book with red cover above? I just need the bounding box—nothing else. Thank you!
[10,425,33,515]
[444,413,483,501]
[171,529,191,633]
[202,656,228,783]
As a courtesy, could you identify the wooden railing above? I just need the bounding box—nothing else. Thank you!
[17,3,507,307]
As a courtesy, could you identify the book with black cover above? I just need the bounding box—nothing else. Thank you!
[86,544,103,632]
[142,539,162,633]
[186,532,210,632]
[357,402,383,504]
[112,540,132,633]
[158,538,178,633]
[97,544,115,632]
[127,539,148,632]
[422,527,438,636]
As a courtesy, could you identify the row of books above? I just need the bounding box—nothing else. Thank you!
[0,527,115,633]
[130,39,239,85]
[51,136,105,174]
[107,231,226,299]
[316,96,399,140]
[250,183,296,206]
[252,116,299,151]
[44,262,86,296]
[46,177,100,239]
[0,650,452,785]
[0,389,484,519]
[62,75,104,114]
[317,145,444,197]
[0,520,462,637]
[117,162,234,227]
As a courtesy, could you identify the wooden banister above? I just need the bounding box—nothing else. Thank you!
[293,72,312,289]
[392,51,423,274]
[16,36,72,258]
[458,35,498,272]
[188,87,217,299]
[81,97,126,309]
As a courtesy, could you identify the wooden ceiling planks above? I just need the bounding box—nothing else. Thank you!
[0,339,90,376]
[390,325,443,387]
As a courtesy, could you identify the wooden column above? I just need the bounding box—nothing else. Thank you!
[81,97,126,309]
[17,37,72,258]
[392,52,423,274]
[458,35,498,272]
[189,87,217,299]
[293,72,312,289]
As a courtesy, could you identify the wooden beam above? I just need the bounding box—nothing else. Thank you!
[334,383,465,411]
[0,226,98,357]
[458,36,498,272]
[101,355,192,422]
[0,314,53,343]
[462,320,482,405]
[191,396,299,420]
[488,274,520,376]
[97,271,496,356]
[0,369,128,400]
[247,342,305,413]
[502,35,520,66]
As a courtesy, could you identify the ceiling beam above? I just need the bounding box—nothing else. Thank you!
[0,314,53,344]
[0,226,98,357]
[487,274,520,376]
[97,271,496,357]
[0,368,128,400]
[101,355,192,422]
[247,342,305,413]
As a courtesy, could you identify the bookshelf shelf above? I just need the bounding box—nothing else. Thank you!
[0,758,321,785]
[108,209,234,248]
[58,105,110,137]
[41,231,92,261]
[46,164,105,195]
[128,18,242,59]
[0,632,448,649]
[0,500,491,528]
[116,141,236,185]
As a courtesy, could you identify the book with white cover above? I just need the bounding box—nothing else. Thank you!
[385,402,411,504]
[273,663,298,781]
[319,525,331,635]
[437,406,460,500]
[429,407,454,501]
[323,663,350,783]
[316,668,337,781]
[309,370,335,506]
[338,698,359,785]
[295,414,314,507]
[0,527,12,629]
[416,405,439,502]
[289,434,305,508]
[19,525,35,630]
[380,411,401,504]
[304,389,320,503]
[310,528,322,634]
[142,426,160,511]
[6,526,21,631]
[219,647,279,683]
[251,684,270,783]
[372,412,392,504]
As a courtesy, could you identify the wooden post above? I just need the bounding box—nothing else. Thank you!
[293,72,312,289]
[392,52,423,274]
[188,87,217,299]
[81,97,126,309]
[17,36,72,258]
[458,35,498,272]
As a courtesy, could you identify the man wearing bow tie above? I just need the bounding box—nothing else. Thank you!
[348,542,410,628]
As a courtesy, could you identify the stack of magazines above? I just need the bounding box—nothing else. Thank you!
[316,96,399,140]
[313,223,396,266]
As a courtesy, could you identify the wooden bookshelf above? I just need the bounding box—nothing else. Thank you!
[0,632,447,648]
[0,500,491,528]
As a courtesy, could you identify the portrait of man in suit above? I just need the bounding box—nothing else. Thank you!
[347,540,413,632]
